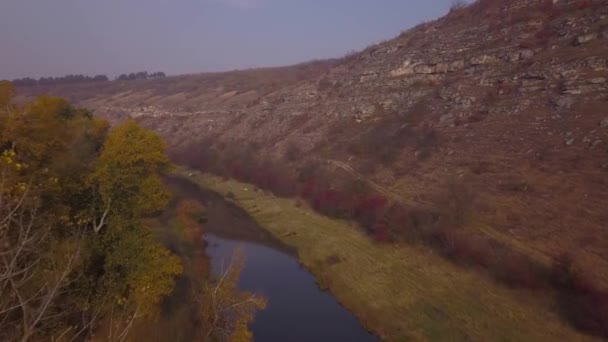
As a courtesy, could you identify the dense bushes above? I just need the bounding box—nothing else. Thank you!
[553,254,608,338]
[172,143,608,338]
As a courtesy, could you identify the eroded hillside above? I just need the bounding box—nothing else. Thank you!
[19,0,608,295]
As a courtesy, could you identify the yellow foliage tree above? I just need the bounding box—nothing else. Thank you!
[0,84,182,341]
[90,119,171,232]
[102,224,183,318]
[0,80,15,108]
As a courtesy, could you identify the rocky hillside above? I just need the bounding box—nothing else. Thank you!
[19,0,608,289]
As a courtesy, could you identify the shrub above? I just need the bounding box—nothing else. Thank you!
[562,290,608,338]
[578,0,592,10]
[349,115,418,165]
[534,25,553,48]
[493,251,546,289]
[317,77,333,92]
[374,222,389,242]
[552,253,608,338]
[354,195,388,232]
[450,0,469,12]
[284,143,301,162]
[433,178,475,228]
[552,253,578,288]
[414,127,439,160]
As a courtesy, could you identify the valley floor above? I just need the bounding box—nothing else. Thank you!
[176,167,598,341]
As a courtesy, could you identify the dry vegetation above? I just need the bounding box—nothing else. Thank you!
[172,136,608,338]
[178,168,598,341]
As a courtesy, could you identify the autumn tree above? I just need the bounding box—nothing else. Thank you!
[0,81,15,108]
[89,119,171,231]
[0,83,182,341]
[75,120,181,341]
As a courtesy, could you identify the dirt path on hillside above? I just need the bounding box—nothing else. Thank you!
[327,159,405,203]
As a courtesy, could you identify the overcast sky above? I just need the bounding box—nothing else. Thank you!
[0,0,463,80]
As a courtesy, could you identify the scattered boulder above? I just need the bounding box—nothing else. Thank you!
[414,64,435,74]
[592,140,603,149]
[584,57,607,71]
[360,72,379,82]
[438,113,455,125]
[574,33,597,45]
[519,49,534,60]
[469,55,496,66]
[522,71,545,80]
[588,77,606,85]
[434,63,449,74]
[551,96,575,111]
[600,117,608,129]
[390,60,416,77]
[449,60,466,71]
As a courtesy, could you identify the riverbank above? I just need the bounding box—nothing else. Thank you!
[166,176,376,341]
[176,168,597,341]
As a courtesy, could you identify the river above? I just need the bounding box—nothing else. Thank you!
[167,177,377,342]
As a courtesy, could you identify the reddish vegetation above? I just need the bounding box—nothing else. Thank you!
[172,144,608,338]
[553,253,608,338]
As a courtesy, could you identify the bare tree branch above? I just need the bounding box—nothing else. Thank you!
[93,199,112,233]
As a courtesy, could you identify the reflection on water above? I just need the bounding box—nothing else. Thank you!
[207,234,377,342]
[162,176,377,342]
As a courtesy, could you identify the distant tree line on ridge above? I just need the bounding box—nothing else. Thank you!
[11,71,166,87]
[11,74,109,86]
[116,71,166,81]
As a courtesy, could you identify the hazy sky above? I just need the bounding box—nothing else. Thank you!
[0,0,462,80]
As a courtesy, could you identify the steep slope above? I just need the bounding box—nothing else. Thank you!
[14,0,608,337]
[20,0,608,282]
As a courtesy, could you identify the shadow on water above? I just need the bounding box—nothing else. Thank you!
[165,176,295,255]
[151,176,377,342]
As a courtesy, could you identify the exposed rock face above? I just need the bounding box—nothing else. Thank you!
[551,96,575,110]
[17,0,608,288]
[469,55,497,66]
[575,32,598,45]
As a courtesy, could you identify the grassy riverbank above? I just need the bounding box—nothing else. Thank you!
[176,168,596,341]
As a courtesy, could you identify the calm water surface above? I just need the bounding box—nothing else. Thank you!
[170,177,377,342]
[206,234,376,342]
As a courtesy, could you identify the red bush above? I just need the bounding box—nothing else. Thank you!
[374,222,388,242]
[552,254,608,338]
[354,195,388,231]
[171,143,608,339]
[494,252,546,289]
[384,204,411,241]
[579,0,591,9]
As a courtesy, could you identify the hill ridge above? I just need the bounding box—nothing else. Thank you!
[17,0,608,289]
